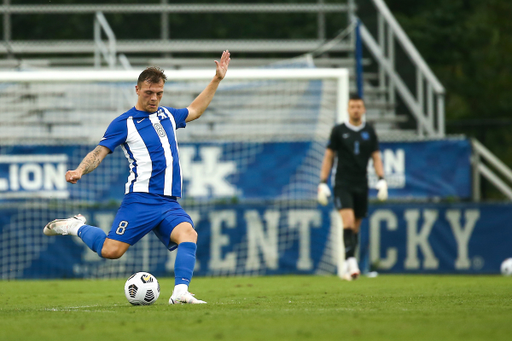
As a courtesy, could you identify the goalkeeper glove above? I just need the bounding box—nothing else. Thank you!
[375,178,388,201]
[317,182,331,206]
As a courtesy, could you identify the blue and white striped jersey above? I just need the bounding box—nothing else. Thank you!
[99,106,188,198]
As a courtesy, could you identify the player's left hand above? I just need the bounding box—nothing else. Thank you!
[215,50,231,81]
[376,179,388,201]
[317,183,331,206]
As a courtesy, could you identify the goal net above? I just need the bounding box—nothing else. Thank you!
[0,68,349,279]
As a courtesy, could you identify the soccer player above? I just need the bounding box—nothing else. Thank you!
[43,50,231,304]
[317,94,387,281]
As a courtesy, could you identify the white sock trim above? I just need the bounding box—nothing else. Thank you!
[68,223,85,236]
[173,284,188,296]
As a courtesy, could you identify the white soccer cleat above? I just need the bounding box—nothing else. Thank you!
[169,291,207,305]
[43,214,86,236]
[339,260,352,281]
[341,272,353,281]
[347,257,361,280]
[350,269,361,280]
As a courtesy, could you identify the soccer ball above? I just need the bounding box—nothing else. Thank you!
[124,272,160,305]
[500,258,512,276]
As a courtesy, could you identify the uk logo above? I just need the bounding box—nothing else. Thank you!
[179,146,237,197]
[157,109,168,120]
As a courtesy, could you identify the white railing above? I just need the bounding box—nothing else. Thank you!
[471,139,512,201]
[94,12,132,70]
[94,12,116,69]
[354,0,445,137]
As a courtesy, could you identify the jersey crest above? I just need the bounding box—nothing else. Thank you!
[157,108,168,120]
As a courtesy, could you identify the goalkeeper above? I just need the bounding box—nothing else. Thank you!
[317,94,387,280]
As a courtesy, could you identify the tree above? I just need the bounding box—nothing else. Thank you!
[384,0,512,199]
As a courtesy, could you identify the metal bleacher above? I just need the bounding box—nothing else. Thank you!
[0,0,445,141]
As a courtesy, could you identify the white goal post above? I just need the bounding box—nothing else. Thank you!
[0,68,349,279]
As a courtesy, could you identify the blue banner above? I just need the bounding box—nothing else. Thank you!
[0,204,333,279]
[368,139,472,199]
[0,139,472,202]
[0,138,487,279]
[361,203,512,274]
[0,202,511,279]
[0,143,312,202]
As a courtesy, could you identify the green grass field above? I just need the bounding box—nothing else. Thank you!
[0,275,510,341]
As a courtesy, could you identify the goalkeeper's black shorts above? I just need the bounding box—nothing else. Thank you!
[333,186,369,218]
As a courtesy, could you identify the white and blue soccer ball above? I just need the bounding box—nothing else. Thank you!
[124,272,160,305]
[500,258,512,276]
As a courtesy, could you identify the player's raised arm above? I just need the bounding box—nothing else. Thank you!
[66,145,110,184]
[186,50,231,122]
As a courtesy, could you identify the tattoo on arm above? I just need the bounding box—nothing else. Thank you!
[78,146,104,175]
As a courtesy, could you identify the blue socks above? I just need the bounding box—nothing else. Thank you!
[77,225,107,258]
[174,242,197,286]
[77,226,198,282]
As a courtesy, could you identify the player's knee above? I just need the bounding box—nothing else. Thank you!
[182,228,197,243]
[101,246,126,259]
[172,223,197,244]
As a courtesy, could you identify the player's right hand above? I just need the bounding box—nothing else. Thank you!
[317,183,331,206]
[66,170,82,184]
